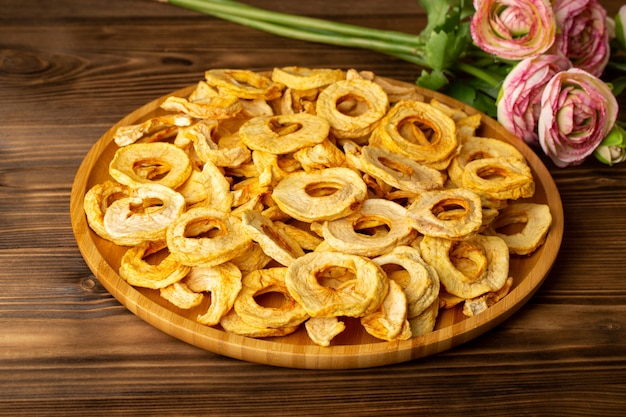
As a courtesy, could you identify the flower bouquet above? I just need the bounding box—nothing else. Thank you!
[156,0,626,167]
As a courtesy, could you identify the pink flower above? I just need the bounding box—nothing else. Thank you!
[538,68,618,167]
[497,54,571,146]
[551,0,610,77]
[470,0,556,60]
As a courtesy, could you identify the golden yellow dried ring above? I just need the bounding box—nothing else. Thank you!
[204,69,283,100]
[119,240,190,289]
[271,66,345,90]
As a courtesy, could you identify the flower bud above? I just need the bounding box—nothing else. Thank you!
[594,124,626,166]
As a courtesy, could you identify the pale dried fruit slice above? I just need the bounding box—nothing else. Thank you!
[271,167,367,222]
[293,139,346,172]
[407,188,483,239]
[176,160,233,212]
[109,142,192,189]
[160,281,204,309]
[304,316,346,347]
[234,267,309,329]
[322,198,416,257]
[186,263,242,326]
[316,79,389,139]
[84,180,131,242]
[160,95,243,119]
[103,183,186,246]
[119,240,190,289]
[166,207,252,267]
[461,157,535,201]
[463,277,514,317]
[204,69,283,100]
[239,113,330,155]
[485,203,552,255]
[230,242,273,272]
[361,280,412,341]
[113,114,193,147]
[372,246,440,318]
[420,234,510,299]
[408,298,439,337]
[370,99,457,169]
[285,251,388,318]
[240,210,305,266]
[271,66,345,90]
[181,120,251,168]
[219,308,300,338]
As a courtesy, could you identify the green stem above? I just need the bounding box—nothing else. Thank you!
[453,61,502,88]
[167,0,423,46]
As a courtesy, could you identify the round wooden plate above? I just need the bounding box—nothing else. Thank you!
[70,75,564,369]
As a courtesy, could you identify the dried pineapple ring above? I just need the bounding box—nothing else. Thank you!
[185,263,242,326]
[461,157,535,201]
[370,99,457,168]
[420,234,510,299]
[234,267,309,329]
[271,167,368,222]
[285,251,389,318]
[84,180,131,242]
[360,279,412,342]
[485,203,552,255]
[220,308,300,338]
[240,210,305,266]
[322,199,416,257]
[316,79,389,139]
[109,142,192,189]
[272,66,345,90]
[166,207,252,267]
[406,188,483,239]
[160,282,204,309]
[372,246,440,318]
[103,183,186,246]
[119,240,191,289]
[204,69,283,100]
[448,136,525,187]
[345,144,445,192]
[304,316,346,347]
[239,113,330,155]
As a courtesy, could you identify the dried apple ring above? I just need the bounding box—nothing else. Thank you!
[160,282,204,310]
[119,240,191,289]
[219,308,300,338]
[239,113,330,155]
[113,114,193,147]
[176,160,233,212]
[84,180,131,242]
[408,298,439,337]
[240,210,305,266]
[370,99,457,169]
[321,198,416,257]
[285,251,388,318]
[406,188,483,239]
[304,316,346,347]
[109,142,192,189]
[103,183,186,246]
[160,95,243,119]
[420,234,510,299]
[272,66,345,90]
[204,69,283,100]
[271,167,367,222]
[234,267,309,329]
[316,79,389,139]
[345,144,445,192]
[485,203,552,255]
[372,246,440,319]
[293,139,346,172]
[185,263,243,326]
[360,279,412,342]
[166,206,252,267]
[461,157,535,201]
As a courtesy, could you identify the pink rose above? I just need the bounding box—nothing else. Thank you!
[551,0,610,77]
[470,0,556,60]
[497,54,571,146]
[538,68,618,167]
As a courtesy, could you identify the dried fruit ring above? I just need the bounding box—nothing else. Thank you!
[239,113,330,154]
[285,251,389,318]
[119,240,190,289]
[204,69,283,100]
[360,280,412,341]
[271,66,345,90]
[271,167,367,222]
[316,79,389,138]
[234,267,309,329]
[83,180,131,242]
[166,206,252,267]
[485,203,552,255]
[186,263,243,326]
[109,142,192,189]
[420,234,510,299]
[406,188,483,239]
[461,157,535,201]
[321,198,417,257]
[371,99,457,168]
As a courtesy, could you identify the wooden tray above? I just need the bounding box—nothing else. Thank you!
[70,76,564,369]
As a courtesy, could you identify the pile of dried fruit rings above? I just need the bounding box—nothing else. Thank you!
[84,67,553,346]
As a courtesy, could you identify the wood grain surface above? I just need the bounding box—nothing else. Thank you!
[2,0,626,415]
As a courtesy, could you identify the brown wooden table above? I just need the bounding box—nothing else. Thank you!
[2,0,625,415]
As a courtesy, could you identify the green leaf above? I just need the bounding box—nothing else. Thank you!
[609,76,626,97]
[416,69,450,91]
[419,0,457,37]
